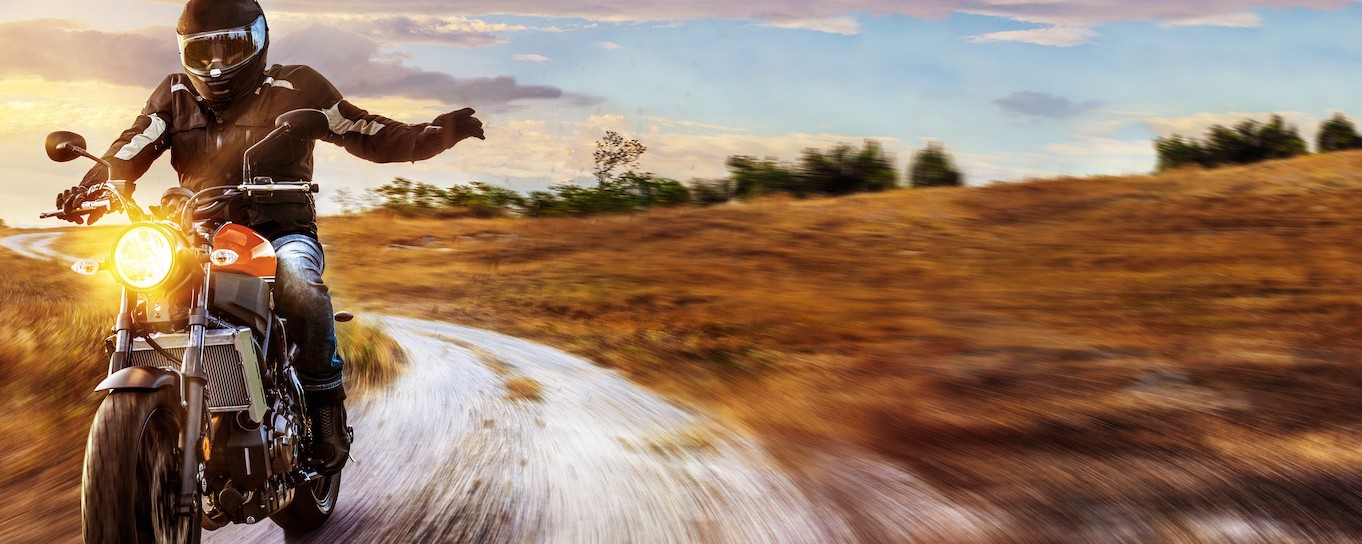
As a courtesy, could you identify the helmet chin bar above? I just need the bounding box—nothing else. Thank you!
[185,46,268,105]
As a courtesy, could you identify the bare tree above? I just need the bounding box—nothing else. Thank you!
[592,130,646,185]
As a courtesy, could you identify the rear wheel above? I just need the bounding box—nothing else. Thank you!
[270,471,342,533]
[82,390,201,543]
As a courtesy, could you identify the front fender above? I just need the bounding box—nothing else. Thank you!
[95,366,179,393]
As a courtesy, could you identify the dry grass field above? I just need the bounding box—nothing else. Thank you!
[0,231,113,541]
[314,150,1362,540]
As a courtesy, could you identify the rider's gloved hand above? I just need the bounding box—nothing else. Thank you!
[430,108,485,148]
[55,185,92,224]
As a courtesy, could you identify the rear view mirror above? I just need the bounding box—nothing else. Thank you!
[275,109,331,141]
[45,131,88,162]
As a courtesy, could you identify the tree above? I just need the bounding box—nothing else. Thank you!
[1317,113,1362,152]
[908,142,963,188]
[592,131,647,185]
[332,187,380,215]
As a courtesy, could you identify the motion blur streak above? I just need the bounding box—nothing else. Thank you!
[207,316,993,543]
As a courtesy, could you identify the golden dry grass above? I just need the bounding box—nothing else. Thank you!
[317,150,1362,539]
[0,246,114,541]
[337,319,408,396]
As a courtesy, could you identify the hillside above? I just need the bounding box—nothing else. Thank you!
[314,150,1362,540]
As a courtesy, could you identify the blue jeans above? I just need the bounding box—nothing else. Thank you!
[272,234,345,401]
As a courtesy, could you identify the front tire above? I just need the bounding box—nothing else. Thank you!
[270,471,342,533]
[82,390,200,544]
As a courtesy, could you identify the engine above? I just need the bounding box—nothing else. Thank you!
[202,367,307,526]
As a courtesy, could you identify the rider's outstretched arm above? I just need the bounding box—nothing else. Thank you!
[320,99,484,164]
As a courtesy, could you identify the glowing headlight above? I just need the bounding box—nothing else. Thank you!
[110,225,179,291]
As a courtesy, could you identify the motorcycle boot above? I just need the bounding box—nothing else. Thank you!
[306,394,352,474]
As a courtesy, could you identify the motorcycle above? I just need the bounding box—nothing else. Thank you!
[42,109,349,542]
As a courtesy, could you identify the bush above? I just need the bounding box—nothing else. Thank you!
[725,140,900,198]
[337,320,408,396]
[688,178,736,206]
[441,182,526,218]
[1155,114,1308,171]
[800,141,899,195]
[908,141,963,188]
[1317,113,1362,153]
[373,177,444,213]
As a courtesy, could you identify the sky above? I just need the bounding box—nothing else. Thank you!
[2,0,1362,226]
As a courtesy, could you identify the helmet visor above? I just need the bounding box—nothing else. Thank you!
[178,15,266,77]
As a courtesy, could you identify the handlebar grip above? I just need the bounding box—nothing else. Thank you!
[39,199,111,219]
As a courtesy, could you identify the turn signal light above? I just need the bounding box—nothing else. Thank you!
[210,249,240,267]
[71,259,101,275]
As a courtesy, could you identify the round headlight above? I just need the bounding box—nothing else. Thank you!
[110,225,180,291]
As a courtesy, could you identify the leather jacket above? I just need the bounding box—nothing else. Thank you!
[83,64,460,239]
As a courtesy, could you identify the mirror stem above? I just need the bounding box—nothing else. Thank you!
[60,143,113,176]
[240,124,290,183]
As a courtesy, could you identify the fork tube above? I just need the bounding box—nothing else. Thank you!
[107,287,136,375]
[176,268,212,514]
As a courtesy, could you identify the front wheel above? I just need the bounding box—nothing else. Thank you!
[82,390,201,544]
[270,471,342,533]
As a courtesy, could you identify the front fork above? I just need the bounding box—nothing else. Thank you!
[176,269,212,514]
[110,268,212,516]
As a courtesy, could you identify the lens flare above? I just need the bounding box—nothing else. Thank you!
[112,226,176,290]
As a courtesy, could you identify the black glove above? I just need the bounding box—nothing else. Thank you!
[55,185,92,223]
[430,108,485,148]
[53,185,114,225]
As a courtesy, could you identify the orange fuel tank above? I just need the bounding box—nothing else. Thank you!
[211,223,277,278]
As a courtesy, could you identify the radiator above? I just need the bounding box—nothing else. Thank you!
[129,328,267,422]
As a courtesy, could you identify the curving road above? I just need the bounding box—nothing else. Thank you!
[1,231,79,262]
[4,232,986,543]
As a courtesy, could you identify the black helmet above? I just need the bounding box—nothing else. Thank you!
[177,0,268,104]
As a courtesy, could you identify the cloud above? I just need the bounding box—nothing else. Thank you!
[1160,11,1264,28]
[1144,110,1319,139]
[513,54,551,62]
[0,20,598,110]
[269,13,530,47]
[994,91,1097,119]
[0,19,178,87]
[968,25,1096,47]
[594,41,622,50]
[758,16,861,35]
[270,25,600,109]
[960,0,1350,27]
[183,0,1357,31]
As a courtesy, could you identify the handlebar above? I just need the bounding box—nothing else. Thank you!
[39,199,111,219]
[41,181,318,224]
[239,182,319,194]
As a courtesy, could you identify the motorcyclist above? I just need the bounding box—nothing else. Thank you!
[53,0,484,474]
